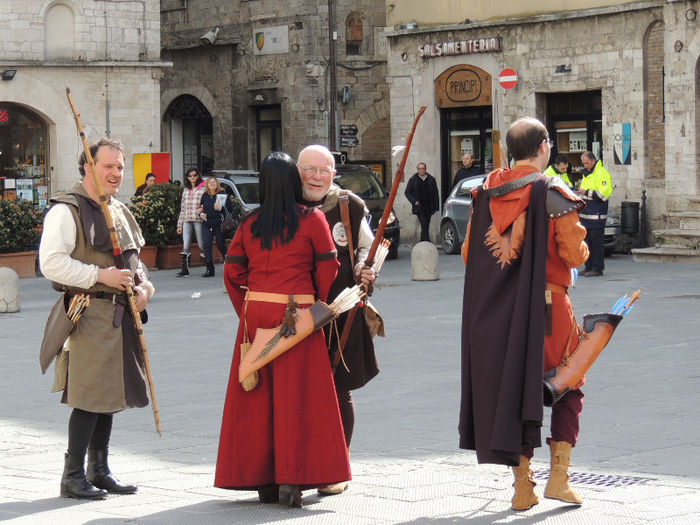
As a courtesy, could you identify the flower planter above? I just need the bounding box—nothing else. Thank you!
[139,245,157,270]
[0,250,38,279]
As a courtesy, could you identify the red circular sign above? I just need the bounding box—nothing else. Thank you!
[498,68,518,89]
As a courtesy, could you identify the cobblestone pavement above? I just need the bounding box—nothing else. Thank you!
[1,250,699,524]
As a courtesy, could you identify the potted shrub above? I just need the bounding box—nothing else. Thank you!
[129,183,183,269]
[0,199,43,278]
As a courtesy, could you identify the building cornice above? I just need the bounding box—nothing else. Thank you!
[386,0,662,39]
[0,60,173,68]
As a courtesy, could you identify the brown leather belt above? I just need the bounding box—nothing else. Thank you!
[67,290,123,304]
[245,291,315,304]
[546,283,569,295]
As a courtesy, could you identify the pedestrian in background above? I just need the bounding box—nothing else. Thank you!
[199,177,230,277]
[578,151,612,277]
[459,117,589,511]
[544,155,574,189]
[134,172,156,197]
[297,145,379,496]
[404,162,439,242]
[39,137,155,500]
[453,152,481,188]
[215,151,350,508]
[175,168,205,277]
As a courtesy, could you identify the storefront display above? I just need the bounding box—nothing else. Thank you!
[0,103,48,208]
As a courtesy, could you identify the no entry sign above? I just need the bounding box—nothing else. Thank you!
[498,68,518,89]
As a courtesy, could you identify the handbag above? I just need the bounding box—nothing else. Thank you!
[220,205,238,236]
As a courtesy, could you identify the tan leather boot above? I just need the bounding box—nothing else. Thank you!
[511,455,539,511]
[544,440,583,505]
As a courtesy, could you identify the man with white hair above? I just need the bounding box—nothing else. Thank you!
[297,145,379,495]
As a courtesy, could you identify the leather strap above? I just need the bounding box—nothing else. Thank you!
[245,291,315,304]
[482,172,539,198]
[338,191,355,268]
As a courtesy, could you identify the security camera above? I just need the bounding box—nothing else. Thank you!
[200,27,220,46]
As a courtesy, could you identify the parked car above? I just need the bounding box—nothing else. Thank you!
[212,169,260,213]
[333,163,400,259]
[440,175,485,254]
[604,209,621,257]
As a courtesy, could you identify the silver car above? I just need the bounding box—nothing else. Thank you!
[212,170,260,212]
[440,175,485,254]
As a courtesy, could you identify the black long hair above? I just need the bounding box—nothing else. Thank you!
[250,151,308,250]
[184,168,203,189]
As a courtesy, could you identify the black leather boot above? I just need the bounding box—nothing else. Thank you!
[87,449,138,494]
[60,452,108,499]
[202,261,215,277]
[176,253,190,277]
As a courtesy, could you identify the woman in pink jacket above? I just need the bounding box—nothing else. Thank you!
[176,168,206,277]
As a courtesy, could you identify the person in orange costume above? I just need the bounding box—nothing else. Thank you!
[214,152,350,508]
[460,117,589,511]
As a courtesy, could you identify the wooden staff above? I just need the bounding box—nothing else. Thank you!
[333,106,427,367]
[66,88,162,436]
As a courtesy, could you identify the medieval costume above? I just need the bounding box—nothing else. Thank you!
[40,181,152,499]
[459,167,588,507]
[310,185,379,494]
[215,206,350,495]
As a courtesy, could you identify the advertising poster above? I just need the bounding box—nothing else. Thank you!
[16,179,33,201]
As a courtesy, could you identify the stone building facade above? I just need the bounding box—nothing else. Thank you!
[0,0,166,205]
[386,0,700,251]
[160,0,391,185]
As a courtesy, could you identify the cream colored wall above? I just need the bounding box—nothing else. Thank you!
[387,0,641,26]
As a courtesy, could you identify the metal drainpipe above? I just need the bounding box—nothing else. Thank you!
[328,0,337,150]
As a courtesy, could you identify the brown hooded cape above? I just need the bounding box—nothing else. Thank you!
[459,171,549,466]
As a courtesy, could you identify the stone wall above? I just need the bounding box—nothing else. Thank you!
[160,0,390,173]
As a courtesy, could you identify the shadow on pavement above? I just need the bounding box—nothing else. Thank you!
[0,497,91,520]
[80,497,335,524]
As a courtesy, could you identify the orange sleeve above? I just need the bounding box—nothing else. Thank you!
[553,212,589,268]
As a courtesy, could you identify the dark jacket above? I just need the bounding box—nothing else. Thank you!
[405,173,439,215]
[453,165,481,187]
[200,191,231,228]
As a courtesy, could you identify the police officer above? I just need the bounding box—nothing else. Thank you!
[544,155,574,189]
[578,151,612,277]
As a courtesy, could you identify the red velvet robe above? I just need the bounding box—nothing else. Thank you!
[215,207,350,490]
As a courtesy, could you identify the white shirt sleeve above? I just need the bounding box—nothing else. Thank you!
[39,204,100,289]
[355,218,374,264]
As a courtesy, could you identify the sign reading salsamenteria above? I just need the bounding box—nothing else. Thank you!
[419,37,502,58]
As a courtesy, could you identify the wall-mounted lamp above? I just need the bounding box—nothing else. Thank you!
[555,64,571,74]
[1,69,17,81]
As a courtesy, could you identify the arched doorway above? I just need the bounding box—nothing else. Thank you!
[0,103,49,207]
[166,95,213,181]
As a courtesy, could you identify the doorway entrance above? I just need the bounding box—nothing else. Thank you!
[546,91,602,188]
[166,95,213,181]
[440,106,492,201]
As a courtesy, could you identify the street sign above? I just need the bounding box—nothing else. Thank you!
[340,136,359,147]
[498,68,518,89]
[340,124,358,137]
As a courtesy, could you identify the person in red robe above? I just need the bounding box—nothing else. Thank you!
[215,151,350,508]
[460,118,589,511]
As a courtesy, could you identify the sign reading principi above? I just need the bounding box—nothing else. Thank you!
[498,68,518,89]
[435,64,492,108]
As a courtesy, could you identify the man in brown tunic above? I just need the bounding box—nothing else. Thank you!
[39,138,155,499]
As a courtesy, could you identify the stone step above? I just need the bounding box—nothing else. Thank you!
[632,247,700,263]
[689,197,700,212]
[668,211,700,230]
[652,228,700,249]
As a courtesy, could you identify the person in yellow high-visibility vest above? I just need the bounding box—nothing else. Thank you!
[578,152,612,277]
[543,155,573,189]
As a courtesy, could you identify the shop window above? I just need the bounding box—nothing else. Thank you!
[256,106,281,169]
[0,104,49,207]
[346,13,364,55]
[45,3,75,60]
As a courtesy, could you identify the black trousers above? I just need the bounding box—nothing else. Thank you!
[416,211,432,242]
[201,224,226,263]
[584,227,605,272]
